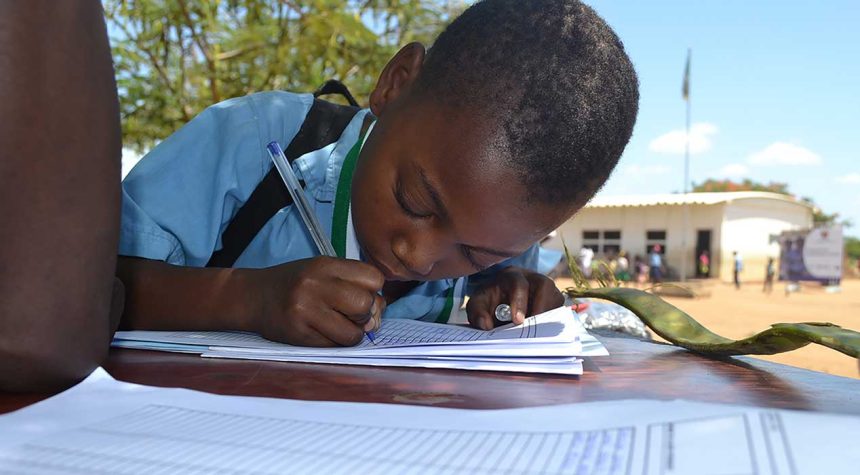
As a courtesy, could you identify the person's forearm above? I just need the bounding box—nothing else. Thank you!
[0,1,121,391]
[116,257,258,333]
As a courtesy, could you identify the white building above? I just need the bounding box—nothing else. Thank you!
[543,192,814,282]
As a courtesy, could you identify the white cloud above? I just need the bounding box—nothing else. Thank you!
[718,163,749,177]
[835,173,860,184]
[621,164,672,175]
[648,122,718,155]
[748,142,822,166]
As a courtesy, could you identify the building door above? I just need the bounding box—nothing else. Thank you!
[695,230,712,277]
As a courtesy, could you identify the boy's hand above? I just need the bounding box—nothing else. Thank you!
[249,257,385,347]
[466,266,564,330]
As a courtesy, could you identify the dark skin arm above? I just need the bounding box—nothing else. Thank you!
[0,2,123,391]
[117,256,385,347]
[116,258,254,333]
[118,259,559,340]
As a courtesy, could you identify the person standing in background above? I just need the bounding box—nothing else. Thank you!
[733,251,744,289]
[579,246,594,279]
[649,245,663,284]
[763,257,775,294]
[615,251,630,285]
[698,250,710,278]
[633,254,648,287]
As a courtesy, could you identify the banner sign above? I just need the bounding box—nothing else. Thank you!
[778,225,843,283]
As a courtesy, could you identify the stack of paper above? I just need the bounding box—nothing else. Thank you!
[112,306,607,375]
[3,368,859,474]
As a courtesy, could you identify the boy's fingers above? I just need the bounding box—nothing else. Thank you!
[329,284,376,325]
[528,281,565,315]
[310,309,365,347]
[471,308,495,331]
[363,294,385,332]
[526,274,565,315]
[503,272,529,325]
[333,259,385,291]
[466,295,495,331]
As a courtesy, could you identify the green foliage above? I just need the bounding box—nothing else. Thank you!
[691,178,790,194]
[846,236,860,261]
[796,196,849,227]
[692,178,849,227]
[104,0,467,152]
[812,208,844,226]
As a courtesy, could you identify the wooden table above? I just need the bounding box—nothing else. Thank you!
[3,332,859,415]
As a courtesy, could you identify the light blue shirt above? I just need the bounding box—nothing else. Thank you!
[649,251,662,268]
[120,91,538,322]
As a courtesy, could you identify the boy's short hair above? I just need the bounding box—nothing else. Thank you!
[415,0,639,207]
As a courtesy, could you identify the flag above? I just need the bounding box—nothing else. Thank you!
[682,48,691,101]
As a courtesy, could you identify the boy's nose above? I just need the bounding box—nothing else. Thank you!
[392,233,440,278]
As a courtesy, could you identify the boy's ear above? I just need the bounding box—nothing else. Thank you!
[369,42,426,116]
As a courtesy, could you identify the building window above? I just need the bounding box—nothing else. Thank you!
[582,230,600,252]
[646,230,666,254]
[601,230,621,255]
[582,230,622,255]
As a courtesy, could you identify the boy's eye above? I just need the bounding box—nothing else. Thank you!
[394,179,433,219]
[461,246,492,272]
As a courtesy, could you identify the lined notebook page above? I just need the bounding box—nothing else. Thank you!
[114,306,576,352]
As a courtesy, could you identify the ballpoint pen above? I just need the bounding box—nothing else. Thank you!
[266,141,377,344]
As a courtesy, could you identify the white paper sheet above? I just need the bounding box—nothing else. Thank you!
[114,306,587,352]
[111,306,608,375]
[202,352,586,375]
[1,369,858,474]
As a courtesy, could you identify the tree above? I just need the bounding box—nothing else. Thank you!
[798,196,849,227]
[104,0,467,152]
[691,178,790,194]
[845,237,860,261]
[692,178,850,228]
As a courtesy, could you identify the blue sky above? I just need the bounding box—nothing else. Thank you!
[585,0,860,236]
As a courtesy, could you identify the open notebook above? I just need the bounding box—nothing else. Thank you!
[113,306,608,375]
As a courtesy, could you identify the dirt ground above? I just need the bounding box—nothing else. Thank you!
[555,277,860,379]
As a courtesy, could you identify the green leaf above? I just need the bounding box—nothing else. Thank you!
[569,286,860,358]
[560,235,860,358]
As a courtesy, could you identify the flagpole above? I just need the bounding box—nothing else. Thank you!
[681,48,691,283]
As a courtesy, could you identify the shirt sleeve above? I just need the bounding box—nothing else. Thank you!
[119,92,312,266]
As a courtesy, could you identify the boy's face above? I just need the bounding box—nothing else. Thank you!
[350,98,572,282]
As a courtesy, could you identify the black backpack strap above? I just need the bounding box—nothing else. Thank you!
[313,79,359,107]
[206,98,360,268]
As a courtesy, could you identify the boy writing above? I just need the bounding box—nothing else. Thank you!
[117,0,639,347]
